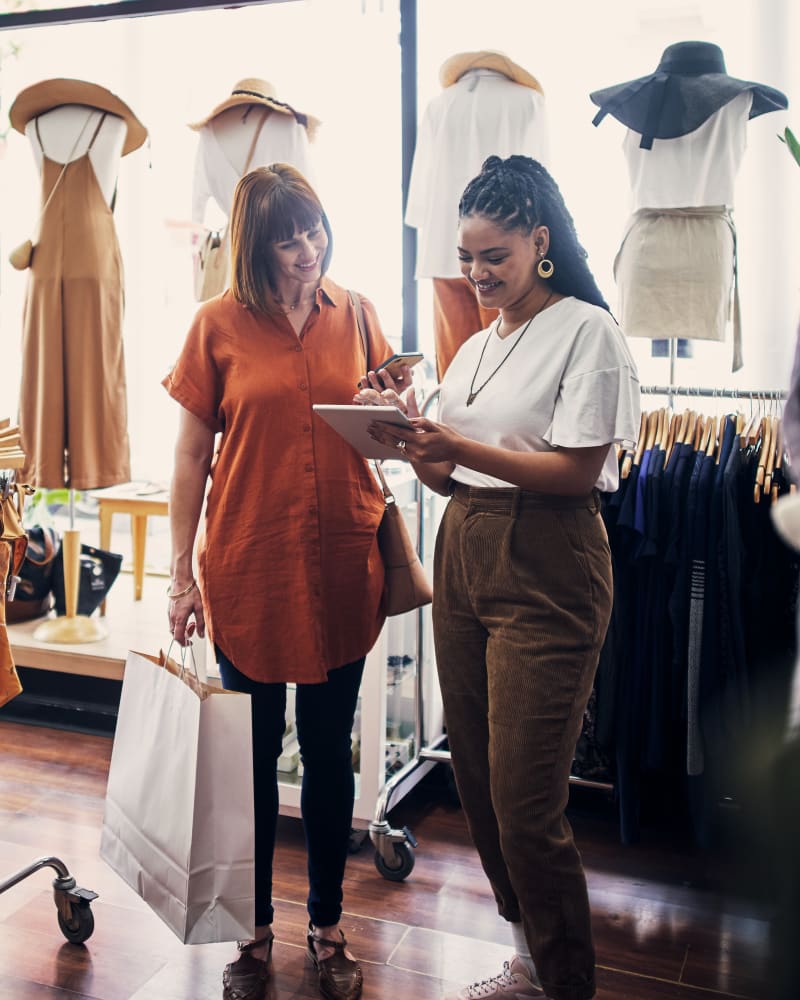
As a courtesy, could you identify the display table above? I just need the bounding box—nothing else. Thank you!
[90,483,169,612]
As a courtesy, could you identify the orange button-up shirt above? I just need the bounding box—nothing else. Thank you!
[163,278,393,684]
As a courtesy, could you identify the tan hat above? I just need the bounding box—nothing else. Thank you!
[9,78,148,155]
[439,50,543,94]
[188,78,321,140]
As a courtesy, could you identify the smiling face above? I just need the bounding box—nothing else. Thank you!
[270,217,328,294]
[457,214,549,311]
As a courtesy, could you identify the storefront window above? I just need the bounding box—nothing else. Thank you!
[0,0,402,483]
[415,0,799,397]
[0,0,798,487]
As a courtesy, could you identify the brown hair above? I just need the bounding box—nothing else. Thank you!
[229,163,333,315]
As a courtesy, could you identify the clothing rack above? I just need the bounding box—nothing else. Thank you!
[640,384,787,401]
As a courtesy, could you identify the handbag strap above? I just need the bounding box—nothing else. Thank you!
[32,111,96,240]
[216,109,269,252]
[349,290,399,492]
[372,455,395,503]
[348,289,369,368]
[242,108,269,175]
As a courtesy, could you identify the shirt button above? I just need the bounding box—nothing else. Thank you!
[309,506,318,516]
[303,424,311,432]
[295,345,302,352]
[305,463,313,472]
[299,382,307,390]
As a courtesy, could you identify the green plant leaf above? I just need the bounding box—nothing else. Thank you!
[780,127,800,168]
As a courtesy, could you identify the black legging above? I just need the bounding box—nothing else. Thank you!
[216,647,365,928]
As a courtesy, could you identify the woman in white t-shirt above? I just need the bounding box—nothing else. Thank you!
[360,155,639,1000]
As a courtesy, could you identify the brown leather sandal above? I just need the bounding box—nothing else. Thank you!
[223,931,274,1000]
[306,923,363,1000]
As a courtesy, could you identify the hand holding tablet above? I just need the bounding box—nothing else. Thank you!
[313,404,413,460]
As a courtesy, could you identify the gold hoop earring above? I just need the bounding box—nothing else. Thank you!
[537,257,554,279]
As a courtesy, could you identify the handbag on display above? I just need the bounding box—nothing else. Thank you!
[374,459,433,617]
[52,542,122,617]
[0,477,35,596]
[0,475,34,708]
[192,108,269,302]
[100,646,255,944]
[5,524,61,623]
[193,226,229,301]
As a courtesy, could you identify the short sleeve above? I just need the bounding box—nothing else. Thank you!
[543,310,640,451]
[162,308,225,433]
[547,365,641,450]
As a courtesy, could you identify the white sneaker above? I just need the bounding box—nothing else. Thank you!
[442,956,544,1000]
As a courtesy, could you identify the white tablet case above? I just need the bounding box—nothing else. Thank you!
[312,405,412,460]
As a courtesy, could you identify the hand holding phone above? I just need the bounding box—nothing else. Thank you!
[374,352,424,381]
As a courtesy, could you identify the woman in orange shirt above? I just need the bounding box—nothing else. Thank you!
[164,163,394,1000]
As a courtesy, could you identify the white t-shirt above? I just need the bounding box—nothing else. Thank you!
[406,68,549,279]
[623,91,751,211]
[439,296,640,493]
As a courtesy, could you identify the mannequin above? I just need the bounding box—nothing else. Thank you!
[9,78,147,644]
[25,105,125,208]
[590,41,788,373]
[189,77,318,294]
[405,50,549,379]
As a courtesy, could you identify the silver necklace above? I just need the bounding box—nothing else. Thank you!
[466,291,554,406]
[277,291,317,313]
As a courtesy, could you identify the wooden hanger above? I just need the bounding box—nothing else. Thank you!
[754,415,772,503]
[664,411,681,466]
[683,410,698,446]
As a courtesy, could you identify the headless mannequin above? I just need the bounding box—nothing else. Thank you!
[23,104,126,644]
[192,104,315,312]
[25,104,125,207]
[192,104,314,224]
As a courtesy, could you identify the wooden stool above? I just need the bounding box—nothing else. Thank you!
[91,484,169,613]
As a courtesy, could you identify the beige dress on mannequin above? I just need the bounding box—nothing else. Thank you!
[19,105,130,490]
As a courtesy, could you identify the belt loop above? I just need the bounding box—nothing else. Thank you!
[511,488,522,518]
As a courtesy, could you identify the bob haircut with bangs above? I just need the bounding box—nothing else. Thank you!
[229,163,333,315]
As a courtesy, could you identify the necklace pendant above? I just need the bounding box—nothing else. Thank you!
[466,392,477,407]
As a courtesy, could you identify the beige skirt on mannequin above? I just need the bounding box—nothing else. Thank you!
[614,206,736,343]
[19,149,130,490]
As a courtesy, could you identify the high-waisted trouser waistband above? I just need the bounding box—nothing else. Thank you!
[448,480,601,515]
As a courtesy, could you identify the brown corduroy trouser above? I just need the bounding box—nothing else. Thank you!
[433,484,613,1000]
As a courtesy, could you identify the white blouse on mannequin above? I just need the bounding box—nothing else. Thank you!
[191,105,315,224]
[622,90,752,211]
[24,104,126,208]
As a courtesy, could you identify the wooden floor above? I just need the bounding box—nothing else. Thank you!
[0,718,775,1000]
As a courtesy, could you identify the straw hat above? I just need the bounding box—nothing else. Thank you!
[9,78,148,155]
[439,50,543,94]
[590,41,788,149]
[188,78,320,140]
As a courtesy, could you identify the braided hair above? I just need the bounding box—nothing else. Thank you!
[458,155,609,311]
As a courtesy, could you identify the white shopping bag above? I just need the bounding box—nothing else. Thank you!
[100,648,255,944]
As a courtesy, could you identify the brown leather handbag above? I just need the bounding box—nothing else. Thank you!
[373,460,432,617]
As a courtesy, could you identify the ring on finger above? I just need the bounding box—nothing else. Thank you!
[397,440,407,451]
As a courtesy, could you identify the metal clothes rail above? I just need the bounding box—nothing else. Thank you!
[640,384,787,401]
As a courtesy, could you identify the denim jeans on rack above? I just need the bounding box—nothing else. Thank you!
[216,647,365,929]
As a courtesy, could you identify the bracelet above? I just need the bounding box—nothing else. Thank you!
[167,579,196,599]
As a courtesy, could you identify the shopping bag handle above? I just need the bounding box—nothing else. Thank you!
[166,639,200,684]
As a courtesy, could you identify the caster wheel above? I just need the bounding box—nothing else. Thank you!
[58,904,95,944]
[374,842,415,881]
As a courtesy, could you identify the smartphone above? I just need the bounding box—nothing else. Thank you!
[374,352,424,380]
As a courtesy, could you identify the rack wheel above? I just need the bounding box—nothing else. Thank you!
[58,903,95,944]
[374,842,415,881]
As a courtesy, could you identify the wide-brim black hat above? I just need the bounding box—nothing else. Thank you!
[590,41,788,149]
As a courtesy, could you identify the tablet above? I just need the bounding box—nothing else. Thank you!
[312,404,412,460]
